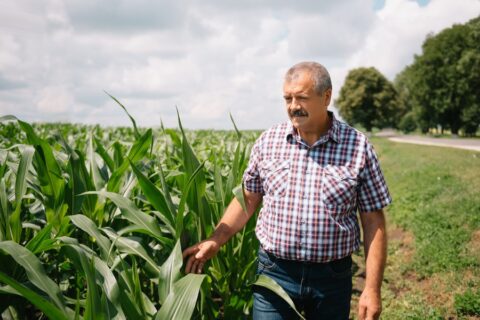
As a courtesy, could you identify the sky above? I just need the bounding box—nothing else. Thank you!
[0,0,479,130]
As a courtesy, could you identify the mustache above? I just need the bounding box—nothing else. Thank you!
[290,109,308,117]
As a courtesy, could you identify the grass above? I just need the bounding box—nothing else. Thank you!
[352,138,480,319]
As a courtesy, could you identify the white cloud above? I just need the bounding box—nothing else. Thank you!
[0,0,479,129]
[37,86,74,114]
[344,0,480,79]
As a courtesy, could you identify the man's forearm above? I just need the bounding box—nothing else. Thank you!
[360,210,387,290]
[210,191,262,246]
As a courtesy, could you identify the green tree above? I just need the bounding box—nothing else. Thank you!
[335,67,400,132]
[394,16,480,135]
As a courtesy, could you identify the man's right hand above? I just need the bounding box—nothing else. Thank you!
[182,238,221,274]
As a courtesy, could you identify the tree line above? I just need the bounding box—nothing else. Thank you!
[336,16,480,136]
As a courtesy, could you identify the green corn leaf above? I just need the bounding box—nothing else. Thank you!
[0,241,66,311]
[253,274,305,320]
[229,112,242,140]
[14,146,34,210]
[67,149,97,216]
[92,255,126,320]
[129,160,175,233]
[88,132,106,191]
[17,120,65,206]
[86,191,164,242]
[94,136,115,173]
[158,240,183,305]
[155,274,207,320]
[61,244,106,320]
[25,223,56,254]
[70,214,112,261]
[0,115,18,122]
[102,228,161,275]
[0,271,69,320]
[107,129,152,192]
[0,178,10,241]
[176,161,206,237]
[105,91,140,139]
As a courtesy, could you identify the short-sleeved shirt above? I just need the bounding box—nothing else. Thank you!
[243,112,392,263]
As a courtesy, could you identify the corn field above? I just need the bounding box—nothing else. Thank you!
[0,104,265,319]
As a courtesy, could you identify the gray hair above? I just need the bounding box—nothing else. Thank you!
[285,62,332,95]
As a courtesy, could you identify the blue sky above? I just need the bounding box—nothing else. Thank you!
[0,0,478,129]
[373,0,430,10]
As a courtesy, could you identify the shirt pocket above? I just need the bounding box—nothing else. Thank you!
[322,165,358,207]
[260,159,290,197]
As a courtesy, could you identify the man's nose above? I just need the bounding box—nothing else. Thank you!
[290,98,301,109]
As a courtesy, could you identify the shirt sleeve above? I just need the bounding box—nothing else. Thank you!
[242,136,264,194]
[357,140,392,213]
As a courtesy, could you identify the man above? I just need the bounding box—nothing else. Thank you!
[183,62,391,320]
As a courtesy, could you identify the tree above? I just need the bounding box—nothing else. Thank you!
[335,67,400,132]
[394,16,480,135]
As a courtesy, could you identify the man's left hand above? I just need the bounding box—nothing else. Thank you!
[358,287,382,320]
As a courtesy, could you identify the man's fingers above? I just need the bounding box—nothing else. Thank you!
[182,245,198,259]
[185,255,197,273]
[197,261,204,274]
[358,304,367,320]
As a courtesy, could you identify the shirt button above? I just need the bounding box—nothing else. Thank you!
[301,219,306,224]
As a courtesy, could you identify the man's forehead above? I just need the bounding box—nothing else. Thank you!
[283,72,315,92]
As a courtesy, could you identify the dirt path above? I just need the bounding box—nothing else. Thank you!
[387,135,480,152]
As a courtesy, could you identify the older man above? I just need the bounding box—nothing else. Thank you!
[183,62,391,320]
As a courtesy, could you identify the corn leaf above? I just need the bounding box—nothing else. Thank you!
[61,244,107,320]
[129,160,175,233]
[158,240,183,305]
[0,271,69,320]
[0,241,66,311]
[88,191,165,242]
[102,228,161,275]
[105,92,140,139]
[253,274,305,320]
[70,214,112,261]
[155,274,207,320]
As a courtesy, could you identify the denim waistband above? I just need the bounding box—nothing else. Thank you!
[259,246,352,266]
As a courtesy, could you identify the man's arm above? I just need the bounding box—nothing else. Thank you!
[358,209,387,320]
[183,190,263,274]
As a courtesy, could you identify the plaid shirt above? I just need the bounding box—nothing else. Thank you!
[243,113,392,262]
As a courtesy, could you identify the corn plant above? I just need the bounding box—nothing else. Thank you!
[0,99,262,319]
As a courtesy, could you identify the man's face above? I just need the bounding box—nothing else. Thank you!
[283,71,332,132]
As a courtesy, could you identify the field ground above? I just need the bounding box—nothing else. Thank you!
[350,138,480,319]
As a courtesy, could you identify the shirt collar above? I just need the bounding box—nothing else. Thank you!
[285,111,342,145]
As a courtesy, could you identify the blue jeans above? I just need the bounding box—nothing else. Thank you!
[253,247,352,320]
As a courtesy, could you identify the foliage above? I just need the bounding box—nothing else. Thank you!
[0,106,260,319]
[335,67,400,132]
[454,287,480,316]
[394,16,480,135]
[398,111,417,133]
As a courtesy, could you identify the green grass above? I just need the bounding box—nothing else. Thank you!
[370,138,480,318]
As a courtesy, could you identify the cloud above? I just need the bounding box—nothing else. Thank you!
[344,0,480,80]
[0,0,479,130]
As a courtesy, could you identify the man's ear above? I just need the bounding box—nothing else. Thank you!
[324,88,332,106]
